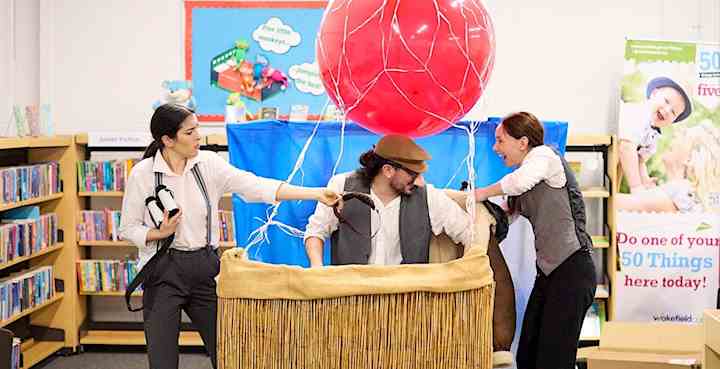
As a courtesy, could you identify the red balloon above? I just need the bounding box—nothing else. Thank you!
[317,0,495,137]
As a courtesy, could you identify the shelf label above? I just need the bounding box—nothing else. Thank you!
[88,132,152,147]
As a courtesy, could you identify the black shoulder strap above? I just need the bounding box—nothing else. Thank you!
[190,164,212,247]
[154,172,162,252]
[125,171,170,312]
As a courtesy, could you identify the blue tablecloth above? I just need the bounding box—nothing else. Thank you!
[227,119,567,266]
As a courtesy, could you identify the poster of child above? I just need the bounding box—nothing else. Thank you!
[615,39,720,323]
[616,40,720,213]
[616,121,720,213]
[617,76,693,194]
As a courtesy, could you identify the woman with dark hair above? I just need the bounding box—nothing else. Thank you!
[119,103,340,369]
[474,112,596,369]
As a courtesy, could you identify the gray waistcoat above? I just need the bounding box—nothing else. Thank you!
[513,149,593,275]
[330,172,432,265]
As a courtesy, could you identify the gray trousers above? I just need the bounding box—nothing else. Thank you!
[142,247,220,369]
[517,249,596,369]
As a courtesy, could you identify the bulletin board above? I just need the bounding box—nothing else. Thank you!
[184,1,328,122]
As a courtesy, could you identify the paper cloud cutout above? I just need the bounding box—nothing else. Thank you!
[289,62,325,95]
[252,17,301,54]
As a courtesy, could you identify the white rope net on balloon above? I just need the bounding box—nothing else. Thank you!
[244,0,495,253]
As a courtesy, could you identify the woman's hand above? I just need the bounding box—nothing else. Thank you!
[474,188,489,202]
[317,188,342,207]
[158,208,182,238]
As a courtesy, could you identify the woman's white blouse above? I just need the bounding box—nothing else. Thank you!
[499,145,567,196]
[119,150,281,269]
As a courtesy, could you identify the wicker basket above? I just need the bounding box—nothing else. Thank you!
[217,194,496,369]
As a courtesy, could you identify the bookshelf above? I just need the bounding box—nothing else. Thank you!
[0,136,83,367]
[77,191,123,198]
[0,294,65,327]
[73,134,236,348]
[73,134,145,347]
[20,340,65,369]
[565,135,618,350]
[0,194,65,212]
[0,244,65,271]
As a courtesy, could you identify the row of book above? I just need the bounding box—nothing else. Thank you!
[77,210,121,242]
[77,159,139,193]
[77,210,235,244]
[0,213,59,265]
[0,163,61,205]
[11,337,20,369]
[77,260,139,293]
[218,210,235,243]
[247,105,344,122]
[0,266,55,323]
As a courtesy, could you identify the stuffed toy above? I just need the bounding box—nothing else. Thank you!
[261,67,289,90]
[233,40,250,71]
[253,54,269,85]
[152,80,197,111]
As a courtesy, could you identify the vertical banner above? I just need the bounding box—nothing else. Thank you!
[616,39,720,322]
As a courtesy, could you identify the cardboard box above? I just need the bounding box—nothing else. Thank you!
[705,310,720,369]
[585,322,702,369]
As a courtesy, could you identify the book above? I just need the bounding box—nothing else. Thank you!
[258,107,278,120]
[25,106,40,136]
[288,104,309,122]
[12,105,27,137]
[1,206,40,221]
[323,104,345,121]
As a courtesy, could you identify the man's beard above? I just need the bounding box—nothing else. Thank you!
[390,178,416,195]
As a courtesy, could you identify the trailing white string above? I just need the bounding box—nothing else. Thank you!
[244,98,352,255]
[244,118,323,252]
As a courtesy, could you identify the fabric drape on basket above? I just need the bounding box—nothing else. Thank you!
[217,195,496,369]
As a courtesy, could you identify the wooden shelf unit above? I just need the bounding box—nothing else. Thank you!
[0,136,84,367]
[0,293,65,328]
[80,330,203,346]
[0,135,73,150]
[0,243,64,271]
[79,291,141,297]
[78,240,133,247]
[77,191,124,198]
[0,193,64,212]
[20,340,65,369]
[566,134,617,351]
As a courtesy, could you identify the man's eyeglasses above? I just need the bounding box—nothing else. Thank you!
[387,161,420,181]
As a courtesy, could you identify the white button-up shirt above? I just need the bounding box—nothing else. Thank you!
[304,172,472,265]
[119,150,281,269]
[500,145,567,196]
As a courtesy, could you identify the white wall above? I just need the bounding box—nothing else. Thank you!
[475,0,720,134]
[0,1,11,134]
[1,0,41,135]
[14,0,39,108]
[6,0,720,136]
